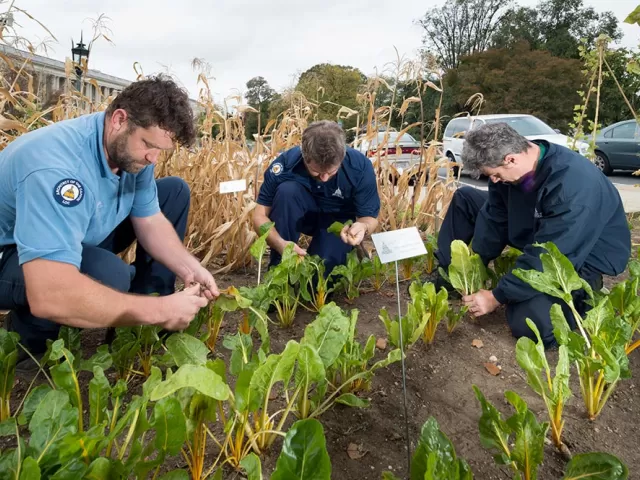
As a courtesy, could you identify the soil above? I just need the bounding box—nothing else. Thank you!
[3,239,640,479]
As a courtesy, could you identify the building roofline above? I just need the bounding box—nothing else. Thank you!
[0,43,133,87]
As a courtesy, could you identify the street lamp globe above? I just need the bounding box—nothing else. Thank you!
[71,32,90,77]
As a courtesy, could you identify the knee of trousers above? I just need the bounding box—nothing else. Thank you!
[81,252,132,293]
[452,185,481,204]
[157,176,191,209]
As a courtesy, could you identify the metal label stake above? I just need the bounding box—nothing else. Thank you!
[395,259,412,477]
[371,226,427,479]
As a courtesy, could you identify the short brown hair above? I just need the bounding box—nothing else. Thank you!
[301,120,346,168]
[105,74,196,147]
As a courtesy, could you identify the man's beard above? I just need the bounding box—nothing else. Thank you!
[107,131,144,174]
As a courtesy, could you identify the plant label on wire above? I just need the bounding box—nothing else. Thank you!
[371,227,427,264]
[219,179,247,194]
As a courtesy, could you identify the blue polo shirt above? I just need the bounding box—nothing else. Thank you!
[0,111,160,268]
[256,146,380,218]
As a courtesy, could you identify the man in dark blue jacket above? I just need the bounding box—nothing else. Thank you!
[252,120,380,274]
[435,122,630,348]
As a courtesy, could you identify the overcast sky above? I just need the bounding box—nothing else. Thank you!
[8,0,640,104]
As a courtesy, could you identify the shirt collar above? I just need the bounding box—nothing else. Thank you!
[94,111,119,180]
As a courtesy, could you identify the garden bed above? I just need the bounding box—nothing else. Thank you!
[3,231,640,479]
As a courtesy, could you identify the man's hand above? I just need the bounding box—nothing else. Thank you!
[340,222,367,246]
[462,289,501,318]
[286,242,307,257]
[180,264,220,301]
[157,284,209,330]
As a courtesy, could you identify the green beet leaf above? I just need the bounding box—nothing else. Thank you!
[562,452,628,479]
[157,471,190,480]
[240,452,263,480]
[150,364,229,402]
[250,340,299,409]
[410,416,473,480]
[18,456,40,480]
[27,390,78,471]
[301,303,350,368]
[250,221,275,262]
[165,333,209,367]
[270,418,331,480]
[504,390,549,480]
[327,220,353,236]
[88,366,111,429]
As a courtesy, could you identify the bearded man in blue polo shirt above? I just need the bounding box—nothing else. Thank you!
[253,120,380,275]
[0,75,219,363]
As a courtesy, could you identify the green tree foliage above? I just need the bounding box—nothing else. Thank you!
[492,0,622,59]
[295,63,367,130]
[416,0,513,70]
[244,76,278,139]
[446,41,583,131]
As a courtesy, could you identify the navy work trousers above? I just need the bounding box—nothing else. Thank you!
[435,186,601,348]
[268,181,354,276]
[0,176,190,354]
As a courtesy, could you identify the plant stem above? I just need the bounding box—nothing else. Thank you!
[625,338,640,354]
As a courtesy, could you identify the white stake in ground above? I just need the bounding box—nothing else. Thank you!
[371,226,427,478]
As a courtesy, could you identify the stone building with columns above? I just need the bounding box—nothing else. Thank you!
[0,44,202,115]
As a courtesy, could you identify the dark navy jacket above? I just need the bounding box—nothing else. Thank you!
[472,140,631,304]
[256,146,380,219]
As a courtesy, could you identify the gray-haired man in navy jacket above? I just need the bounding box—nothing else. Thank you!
[434,122,630,348]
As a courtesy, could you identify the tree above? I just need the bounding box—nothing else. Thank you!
[416,0,512,70]
[243,76,277,139]
[295,63,367,130]
[492,0,622,59]
[447,41,584,131]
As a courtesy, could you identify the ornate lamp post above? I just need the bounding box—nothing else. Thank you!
[71,32,90,92]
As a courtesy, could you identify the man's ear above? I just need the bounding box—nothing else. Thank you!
[504,154,517,167]
[109,109,128,133]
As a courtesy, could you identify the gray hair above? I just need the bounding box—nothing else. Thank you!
[301,120,346,168]
[461,122,531,177]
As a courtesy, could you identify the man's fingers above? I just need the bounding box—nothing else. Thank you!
[184,283,201,295]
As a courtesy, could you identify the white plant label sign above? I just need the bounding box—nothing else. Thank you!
[371,227,427,264]
[219,179,247,194]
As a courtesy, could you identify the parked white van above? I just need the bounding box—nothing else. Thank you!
[442,114,590,174]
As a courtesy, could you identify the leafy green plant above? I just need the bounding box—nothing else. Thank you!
[379,281,439,349]
[331,250,374,302]
[264,243,305,328]
[440,240,488,296]
[371,254,390,291]
[516,318,572,456]
[489,247,522,289]
[0,328,19,421]
[513,242,633,420]
[326,308,401,395]
[551,302,632,421]
[409,281,449,344]
[562,452,628,479]
[609,275,640,354]
[299,254,338,312]
[446,307,467,334]
[423,234,438,274]
[251,221,275,285]
[379,307,429,351]
[150,357,230,480]
[327,219,353,237]
[240,418,332,480]
[473,386,549,480]
[382,416,473,480]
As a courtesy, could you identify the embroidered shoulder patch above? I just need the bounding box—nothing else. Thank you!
[54,178,85,207]
[271,162,283,175]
